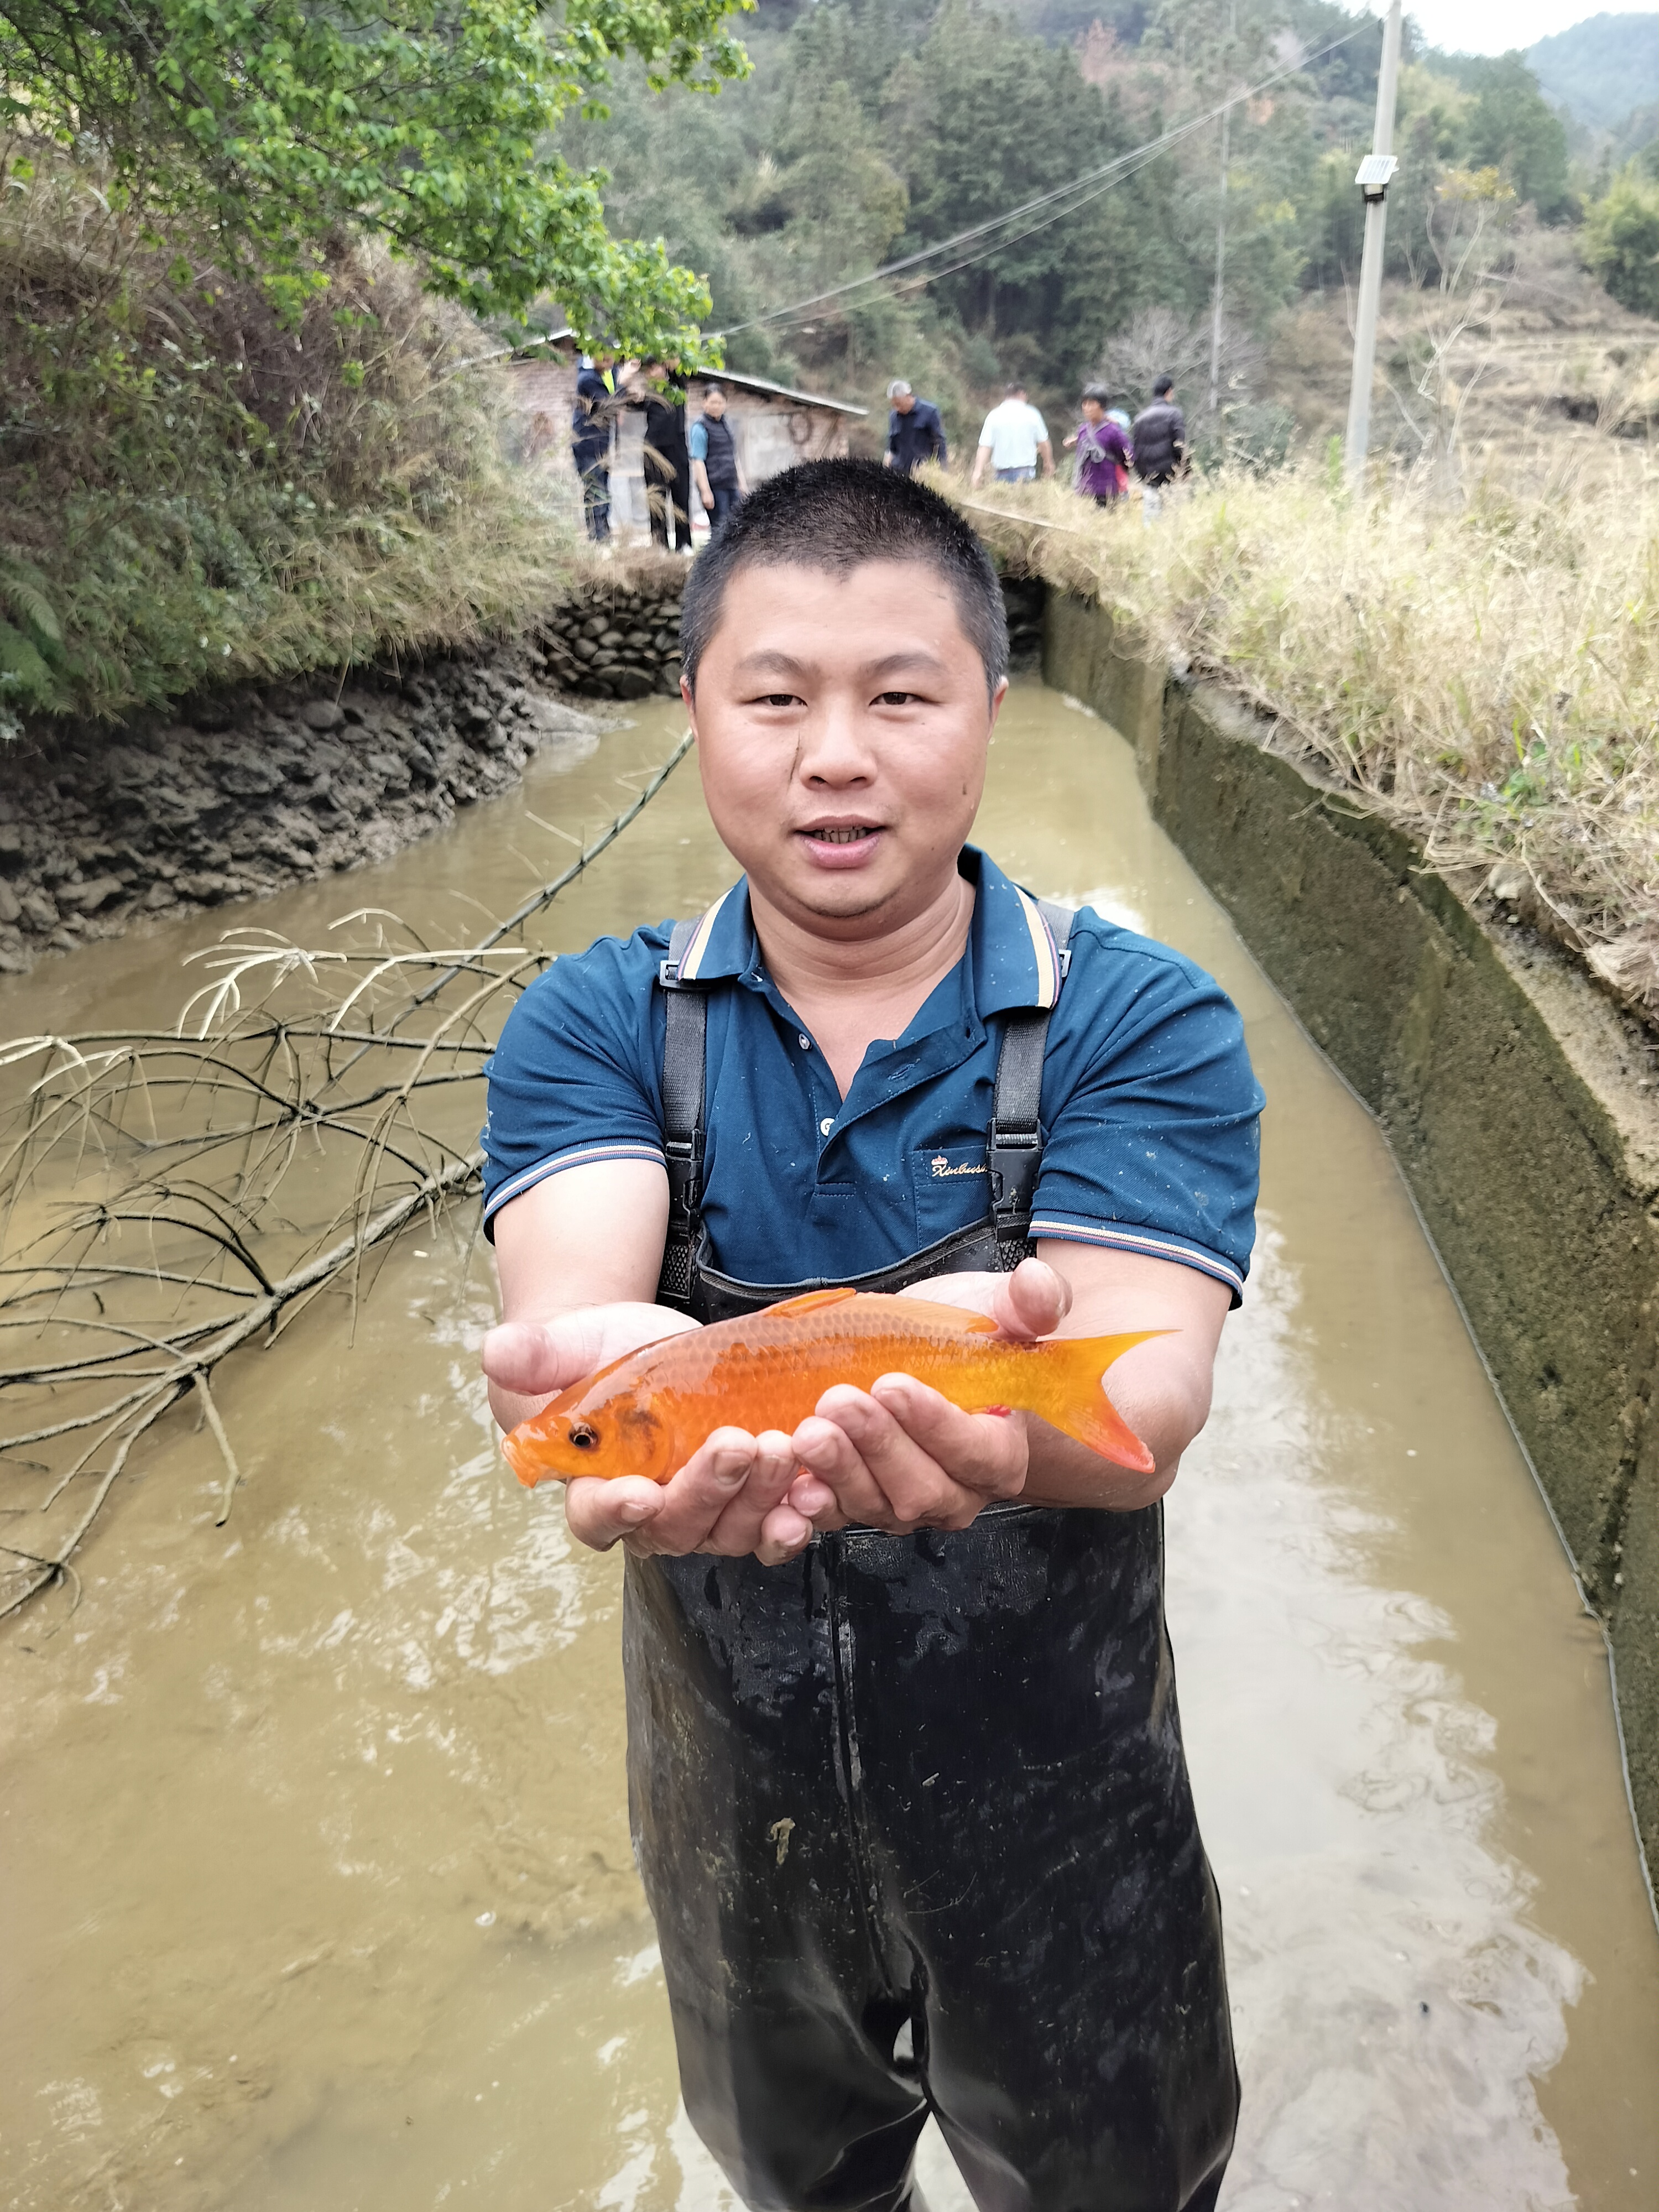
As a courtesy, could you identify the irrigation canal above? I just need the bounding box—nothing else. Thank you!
[2,681,1657,2211]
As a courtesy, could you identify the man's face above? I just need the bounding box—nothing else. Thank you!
[894,392,915,414]
[1081,398,1105,424]
[685,560,1005,934]
[703,389,726,419]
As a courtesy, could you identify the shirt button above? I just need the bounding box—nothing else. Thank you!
[798,1032,811,1051]
[819,1117,834,1136]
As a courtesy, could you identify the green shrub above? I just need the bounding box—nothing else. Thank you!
[1,166,582,733]
[1583,165,1659,320]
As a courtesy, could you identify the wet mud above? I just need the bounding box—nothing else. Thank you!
[1,684,1657,2211]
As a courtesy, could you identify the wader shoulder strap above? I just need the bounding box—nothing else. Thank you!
[658,896,1078,1301]
[658,917,706,1310]
[989,900,1075,1245]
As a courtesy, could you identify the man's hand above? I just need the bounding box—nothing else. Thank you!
[483,1303,818,1568]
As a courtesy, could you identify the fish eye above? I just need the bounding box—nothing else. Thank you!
[568,1422,598,1451]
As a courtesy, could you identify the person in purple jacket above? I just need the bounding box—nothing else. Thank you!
[1065,382,1133,505]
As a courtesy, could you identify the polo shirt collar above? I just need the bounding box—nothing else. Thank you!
[671,847,1063,1015]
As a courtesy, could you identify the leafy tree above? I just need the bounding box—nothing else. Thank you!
[1462,53,1571,223]
[1583,164,1659,319]
[899,0,1166,387]
[0,0,753,343]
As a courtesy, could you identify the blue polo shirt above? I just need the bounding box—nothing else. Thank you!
[482,849,1263,1300]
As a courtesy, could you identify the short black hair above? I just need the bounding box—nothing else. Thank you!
[1081,382,1110,405]
[680,459,1009,700]
[1153,373,1175,398]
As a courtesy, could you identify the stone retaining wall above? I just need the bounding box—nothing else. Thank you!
[537,577,686,701]
[1042,587,1659,1886]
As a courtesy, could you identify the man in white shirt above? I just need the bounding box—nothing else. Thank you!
[969,381,1055,487]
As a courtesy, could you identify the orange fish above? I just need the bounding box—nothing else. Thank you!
[502,1287,1162,1486]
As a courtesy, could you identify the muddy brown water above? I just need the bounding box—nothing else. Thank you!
[2,682,1658,2212]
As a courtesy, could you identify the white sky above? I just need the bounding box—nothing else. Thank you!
[1400,2,1653,55]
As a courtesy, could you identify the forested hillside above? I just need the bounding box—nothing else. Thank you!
[562,0,1631,457]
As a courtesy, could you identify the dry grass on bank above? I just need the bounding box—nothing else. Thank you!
[958,459,1659,1012]
[0,156,586,733]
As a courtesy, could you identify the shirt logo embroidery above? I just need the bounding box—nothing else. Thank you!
[931,1154,988,1178]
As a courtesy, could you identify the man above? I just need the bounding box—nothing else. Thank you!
[969,379,1054,486]
[1131,373,1188,521]
[572,352,623,543]
[482,461,1261,2212]
[690,383,748,534]
[1066,380,1133,505]
[883,378,948,476]
[633,359,692,554]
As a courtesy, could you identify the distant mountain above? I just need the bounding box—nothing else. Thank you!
[1526,12,1658,132]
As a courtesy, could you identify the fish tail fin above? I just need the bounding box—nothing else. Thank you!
[1039,1330,1168,1473]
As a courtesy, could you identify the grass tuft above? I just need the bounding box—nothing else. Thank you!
[956,460,1659,1013]
[1,155,585,734]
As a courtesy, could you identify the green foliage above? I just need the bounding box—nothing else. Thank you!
[0,0,753,347]
[1462,53,1571,225]
[1583,163,1659,319]
[899,0,1160,388]
[0,169,582,729]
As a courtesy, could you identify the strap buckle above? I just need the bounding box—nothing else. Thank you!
[989,1125,1042,1220]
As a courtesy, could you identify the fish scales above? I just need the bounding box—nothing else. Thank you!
[502,1290,1162,1486]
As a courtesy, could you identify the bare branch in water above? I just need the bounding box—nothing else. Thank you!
[0,731,694,1615]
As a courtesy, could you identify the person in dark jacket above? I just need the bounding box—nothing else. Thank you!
[573,354,623,543]
[634,360,692,553]
[1131,374,1188,521]
[690,384,748,535]
[883,379,948,476]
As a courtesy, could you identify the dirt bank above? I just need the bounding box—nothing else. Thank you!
[1042,587,1659,1900]
[0,572,692,974]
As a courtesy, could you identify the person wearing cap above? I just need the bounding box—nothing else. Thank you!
[883,379,948,477]
[572,351,624,542]
[969,381,1054,487]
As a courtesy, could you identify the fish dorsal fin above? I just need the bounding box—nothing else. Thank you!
[891,1297,1000,1334]
[767,1287,858,1317]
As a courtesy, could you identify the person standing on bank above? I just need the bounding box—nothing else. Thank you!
[969,379,1055,487]
[482,461,1261,2212]
[1066,380,1133,505]
[690,383,748,535]
[633,359,692,554]
[1131,373,1188,521]
[883,378,948,476]
[572,352,622,544]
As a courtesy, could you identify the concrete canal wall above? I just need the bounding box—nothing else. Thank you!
[1042,588,1659,1886]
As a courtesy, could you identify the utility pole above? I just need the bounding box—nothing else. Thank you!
[1208,0,1239,415]
[1343,0,1403,482]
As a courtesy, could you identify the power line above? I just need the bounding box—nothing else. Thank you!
[709,17,1375,343]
